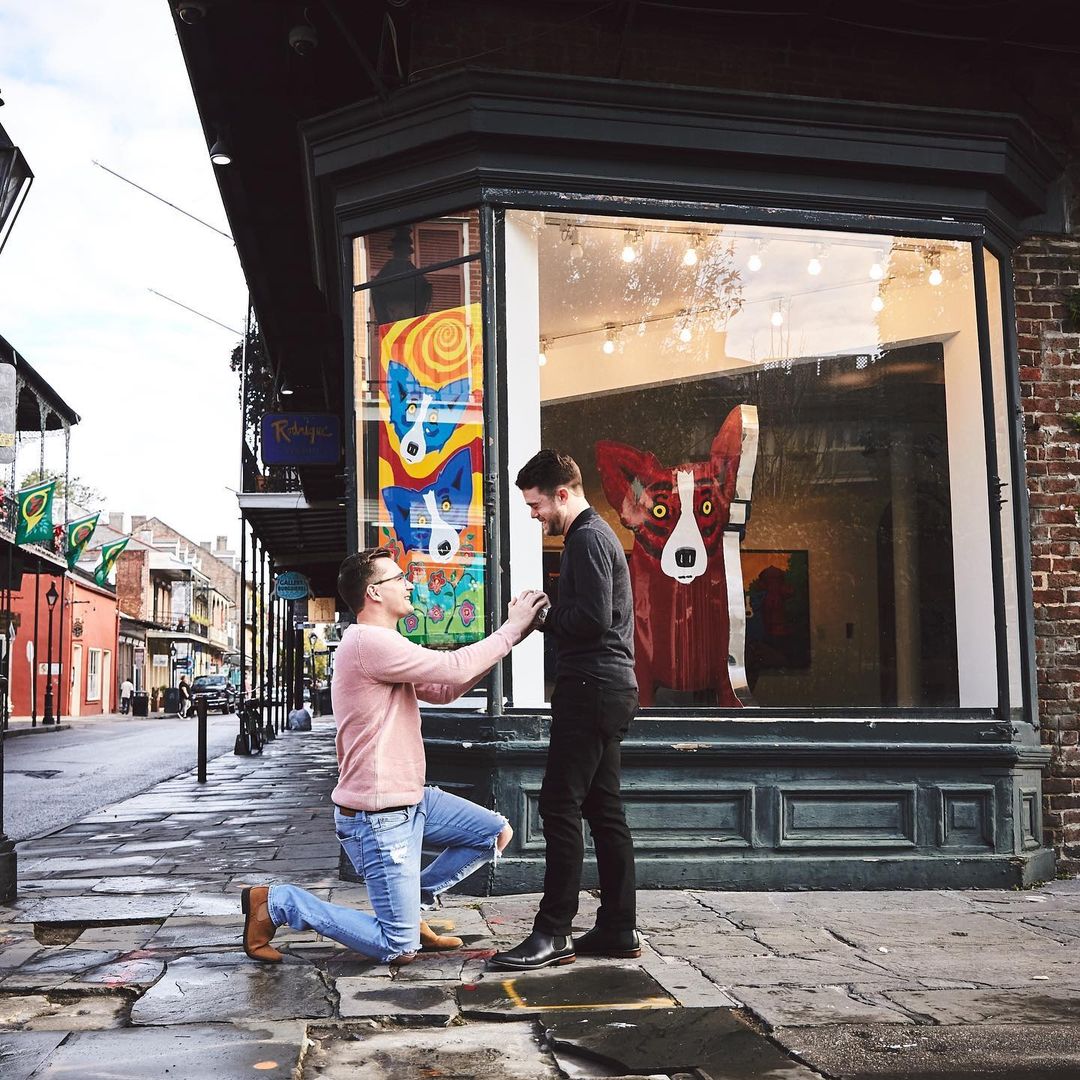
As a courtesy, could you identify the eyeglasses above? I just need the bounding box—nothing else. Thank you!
[369,569,406,587]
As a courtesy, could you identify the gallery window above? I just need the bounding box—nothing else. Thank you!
[502,210,1018,711]
[352,211,487,651]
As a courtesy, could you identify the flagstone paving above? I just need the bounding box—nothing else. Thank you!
[2,717,1080,1078]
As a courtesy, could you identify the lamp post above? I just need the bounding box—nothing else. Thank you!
[43,581,58,725]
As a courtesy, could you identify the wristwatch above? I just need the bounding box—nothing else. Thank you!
[537,605,550,625]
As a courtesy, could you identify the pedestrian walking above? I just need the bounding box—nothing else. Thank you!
[177,675,191,718]
[491,450,640,971]
[119,677,134,715]
[240,546,547,966]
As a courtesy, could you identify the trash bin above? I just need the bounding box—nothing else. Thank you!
[316,687,332,716]
[131,691,149,717]
[162,687,181,715]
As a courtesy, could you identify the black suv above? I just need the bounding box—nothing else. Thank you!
[190,675,235,714]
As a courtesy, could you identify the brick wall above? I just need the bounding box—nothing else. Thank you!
[115,547,147,621]
[1015,238,1080,872]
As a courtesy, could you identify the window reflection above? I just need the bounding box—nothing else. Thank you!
[508,211,999,709]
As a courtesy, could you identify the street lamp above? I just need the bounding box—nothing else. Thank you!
[43,582,58,725]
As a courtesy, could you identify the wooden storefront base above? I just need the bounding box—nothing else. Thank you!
[337,713,1054,893]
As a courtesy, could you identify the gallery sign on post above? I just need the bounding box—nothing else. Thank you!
[274,571,310,601]
[260,413,340,466]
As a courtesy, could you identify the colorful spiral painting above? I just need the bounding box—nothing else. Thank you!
[377,303,486,645]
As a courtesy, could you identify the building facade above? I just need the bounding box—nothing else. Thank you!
[172,1,1080,888]
[114,519,239,699]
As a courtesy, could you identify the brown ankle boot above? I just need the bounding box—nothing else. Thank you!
[241,886,282,963]
[420,919,463,951]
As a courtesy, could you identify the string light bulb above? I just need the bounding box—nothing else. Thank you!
[602,325,618,354]
[871,294,885,313]
[621,229,642,263]
[869,252,885,281]
[770,306,784,328]
[747,240,765,272]
[682,234,702,267]
[807,244,826,277]
[539,338,549,367]
[561,224,583,261]
[678,313,693,343]
[927,252,943,286]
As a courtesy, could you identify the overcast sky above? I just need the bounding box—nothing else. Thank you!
[0,0,247,551]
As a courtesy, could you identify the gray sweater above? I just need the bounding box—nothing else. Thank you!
[543,508,636,690]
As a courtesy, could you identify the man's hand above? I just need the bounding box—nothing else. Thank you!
[506,590,549,637]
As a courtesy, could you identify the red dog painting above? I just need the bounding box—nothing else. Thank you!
[596,404,758,707]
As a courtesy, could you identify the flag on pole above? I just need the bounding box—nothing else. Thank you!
[15,480,56,546]
[65,512,100,569]
[94,536,130,586]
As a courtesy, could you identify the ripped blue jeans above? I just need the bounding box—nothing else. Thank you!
[268,786,506,963]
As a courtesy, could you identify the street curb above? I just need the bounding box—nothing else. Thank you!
[2,724,72,738]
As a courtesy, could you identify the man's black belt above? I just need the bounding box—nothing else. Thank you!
[336,804,409,817]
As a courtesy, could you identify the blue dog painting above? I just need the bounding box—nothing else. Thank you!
[388,361,472,465]
[384,447,475,563]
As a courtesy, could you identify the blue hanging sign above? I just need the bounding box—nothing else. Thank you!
[275,571,310,601]
[261,413,340,466]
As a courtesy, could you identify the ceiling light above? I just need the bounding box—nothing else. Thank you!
[925,250,944,286]
[280,379,294,396]
[561,224,583,261]
[208,136,232,166]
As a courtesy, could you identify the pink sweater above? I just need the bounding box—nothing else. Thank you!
[330,622,520,811]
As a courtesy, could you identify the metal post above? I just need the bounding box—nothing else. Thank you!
[263,553,275,743]
[55,576,66,722]
[283,598,293,719]
[195,693,208,783]
[235,517,249,755]
[31,563,40,725]
[43,580,57,725]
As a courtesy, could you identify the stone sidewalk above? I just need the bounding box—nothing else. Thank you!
[2,718,1079,1079]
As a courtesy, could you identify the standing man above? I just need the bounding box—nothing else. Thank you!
[119,676,134,715]
[492,450,639,970]
[241,546,547,966]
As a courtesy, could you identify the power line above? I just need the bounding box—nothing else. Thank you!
[91,160,233,242]
[147,289,242,335]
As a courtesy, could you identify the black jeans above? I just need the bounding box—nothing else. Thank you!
[534,678,638,936]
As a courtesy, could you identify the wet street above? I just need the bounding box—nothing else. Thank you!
[2,714,239,842]
[2,719,1080,1079]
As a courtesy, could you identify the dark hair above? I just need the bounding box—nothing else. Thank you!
[515,450,582,495]
[338,547,395,615]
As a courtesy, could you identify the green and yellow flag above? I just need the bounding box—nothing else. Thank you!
[93,536,130,586]
[66,512,100,569]
[15,480,56,546]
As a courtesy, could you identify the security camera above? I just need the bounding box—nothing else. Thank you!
[176,1,208,24]
[289,23,318,56]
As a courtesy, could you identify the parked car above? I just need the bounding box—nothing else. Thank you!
[190,674,236,714]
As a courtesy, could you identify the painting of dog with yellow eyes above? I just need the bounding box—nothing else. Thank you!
[596,405,746,707]
[388,360,473,465]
